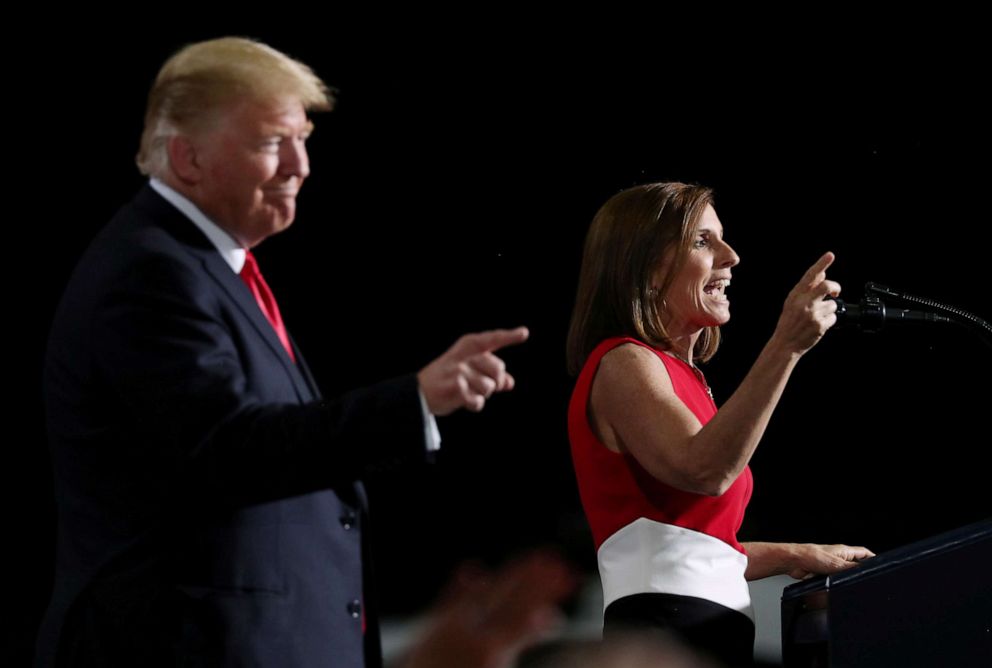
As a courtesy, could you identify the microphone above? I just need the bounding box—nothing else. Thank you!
[832,295,952,333]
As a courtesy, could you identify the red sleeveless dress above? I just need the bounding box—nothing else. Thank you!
[568,337,753,618]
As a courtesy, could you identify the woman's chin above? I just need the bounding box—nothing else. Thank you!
[698,308,731,328]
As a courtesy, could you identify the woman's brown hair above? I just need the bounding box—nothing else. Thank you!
[566,182,721,375]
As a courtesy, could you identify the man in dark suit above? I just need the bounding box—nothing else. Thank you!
[37,37,528,667]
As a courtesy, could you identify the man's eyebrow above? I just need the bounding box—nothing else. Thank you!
[262,120,315,137]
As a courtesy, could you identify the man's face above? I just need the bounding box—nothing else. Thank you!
[192,96,313,248]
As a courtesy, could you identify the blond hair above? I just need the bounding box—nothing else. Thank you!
[136,37,334,177]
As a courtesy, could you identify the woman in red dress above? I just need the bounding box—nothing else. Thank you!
[567,182,872,667]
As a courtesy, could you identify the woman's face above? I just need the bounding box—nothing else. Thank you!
[654,204,740,334]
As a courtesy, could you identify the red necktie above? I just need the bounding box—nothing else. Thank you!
[239,250,296,362]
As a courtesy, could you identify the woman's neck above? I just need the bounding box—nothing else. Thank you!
[666,331,699,365]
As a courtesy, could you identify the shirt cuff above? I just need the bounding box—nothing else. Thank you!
[418,388,442,452]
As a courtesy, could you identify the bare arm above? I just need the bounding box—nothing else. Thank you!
[742,541,875,580]
[590,253,841,495]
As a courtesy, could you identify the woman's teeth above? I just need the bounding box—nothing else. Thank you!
[704,279,730,295]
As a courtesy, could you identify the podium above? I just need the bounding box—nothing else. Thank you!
[781,519,992,667]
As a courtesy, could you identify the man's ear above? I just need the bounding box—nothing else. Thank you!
[166,135,202,185]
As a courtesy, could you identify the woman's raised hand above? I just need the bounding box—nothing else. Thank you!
[771,252,842,357]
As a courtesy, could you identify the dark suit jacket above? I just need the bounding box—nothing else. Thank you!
[37,185,427,667]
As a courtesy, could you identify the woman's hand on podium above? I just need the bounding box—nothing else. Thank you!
[743,541,875,580]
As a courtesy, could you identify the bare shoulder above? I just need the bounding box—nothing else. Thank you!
[589,344,665,452]
[591,343,678,430]
[595,343,675,395]
[589,342,695,462]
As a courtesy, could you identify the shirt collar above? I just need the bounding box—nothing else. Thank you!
[149,178,246,273]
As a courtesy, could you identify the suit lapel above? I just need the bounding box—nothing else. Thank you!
[200,251,317,403]
[136,185,318,404]
[289,333,323,400]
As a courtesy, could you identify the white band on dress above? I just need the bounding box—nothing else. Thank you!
[597,517,753,620]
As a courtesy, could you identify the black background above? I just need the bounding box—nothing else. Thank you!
[14,19,991,663]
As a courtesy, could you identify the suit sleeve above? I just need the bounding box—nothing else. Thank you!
[83,249,427,510]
